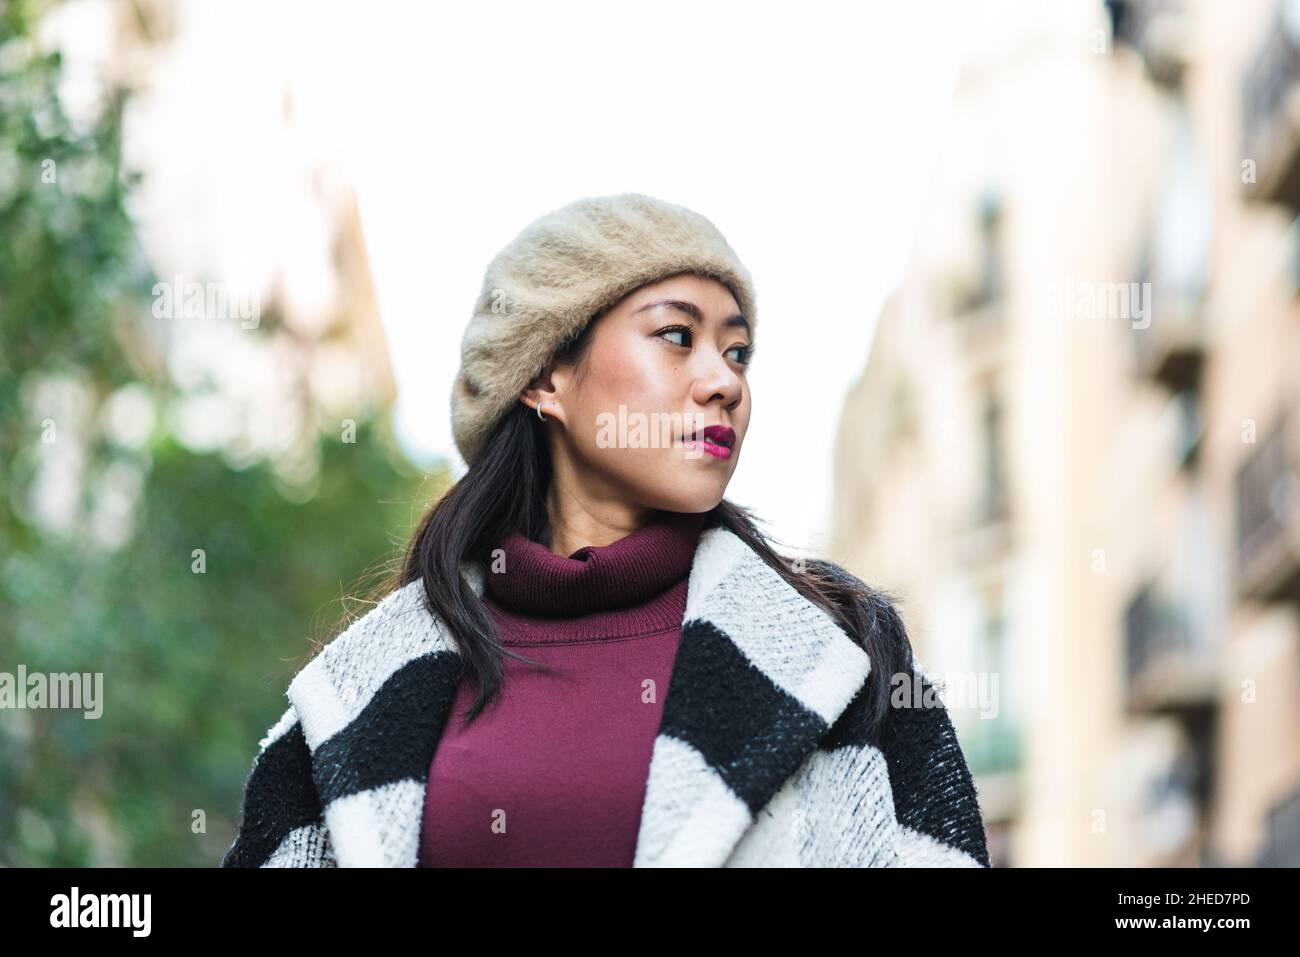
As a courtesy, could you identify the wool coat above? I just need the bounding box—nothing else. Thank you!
[221,524,992,868]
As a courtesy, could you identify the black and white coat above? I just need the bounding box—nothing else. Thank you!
[221,524,992,868]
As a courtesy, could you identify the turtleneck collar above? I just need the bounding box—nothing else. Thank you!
[484,510,710,621]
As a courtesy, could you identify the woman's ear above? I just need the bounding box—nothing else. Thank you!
[523,349,585,426]
[521,367,562,421]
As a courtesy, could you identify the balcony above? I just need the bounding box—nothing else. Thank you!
[953,391,1013,566]
[1106,0,1191,90]
[1242,4,1300,212]
[1123,583,1217,716]
[1131,91,1211,391]
[1131,294,1206,394]
[950,259,1002,317]
[1234,407,1300,604]
[946,191,1006,358]
[1257,783,1300,866]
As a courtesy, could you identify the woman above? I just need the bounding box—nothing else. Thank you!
[221,192,990,868]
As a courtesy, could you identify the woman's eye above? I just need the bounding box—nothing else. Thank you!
[659,326,752,366]
[659,327,691,348]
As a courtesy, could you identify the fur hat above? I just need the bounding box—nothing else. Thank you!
[450,192,758,468]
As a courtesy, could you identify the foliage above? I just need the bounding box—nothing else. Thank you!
[0,0,443,865]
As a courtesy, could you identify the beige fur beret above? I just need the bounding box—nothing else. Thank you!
[450,192,758,468]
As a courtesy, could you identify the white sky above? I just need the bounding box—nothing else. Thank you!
[340,0,971,555]
[54,0,985,556]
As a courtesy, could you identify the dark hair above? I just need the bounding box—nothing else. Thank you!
[311,274,915,739]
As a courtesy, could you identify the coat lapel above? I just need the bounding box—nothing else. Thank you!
[286,524,872,867]
[631,526,873,865]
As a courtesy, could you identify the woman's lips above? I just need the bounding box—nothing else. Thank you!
[681,425,735,460]
[681,438,732,459]
[701,425,735,448]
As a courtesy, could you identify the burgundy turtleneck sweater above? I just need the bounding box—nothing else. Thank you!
[417,509,709,867]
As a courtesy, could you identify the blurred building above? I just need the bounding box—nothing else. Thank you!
[830,0,1300,867]
[25,0,397,544]
[114,0,398,460]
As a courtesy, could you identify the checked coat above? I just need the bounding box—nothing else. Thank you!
[221,523,992,868]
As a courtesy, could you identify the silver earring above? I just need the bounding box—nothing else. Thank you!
[536,401,549,421]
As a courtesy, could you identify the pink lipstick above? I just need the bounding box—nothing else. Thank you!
[681,424,735,460]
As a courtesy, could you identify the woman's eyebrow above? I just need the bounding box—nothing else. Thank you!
[632,298,750,337]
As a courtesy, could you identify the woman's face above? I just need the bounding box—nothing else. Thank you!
[530,272,753,518]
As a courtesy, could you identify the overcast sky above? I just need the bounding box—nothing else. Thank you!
[346,0,970,555]
[63,0,1020,555]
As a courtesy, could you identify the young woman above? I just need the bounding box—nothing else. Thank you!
[222,193,991,868]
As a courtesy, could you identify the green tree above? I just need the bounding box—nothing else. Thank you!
[0,0,443,865]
